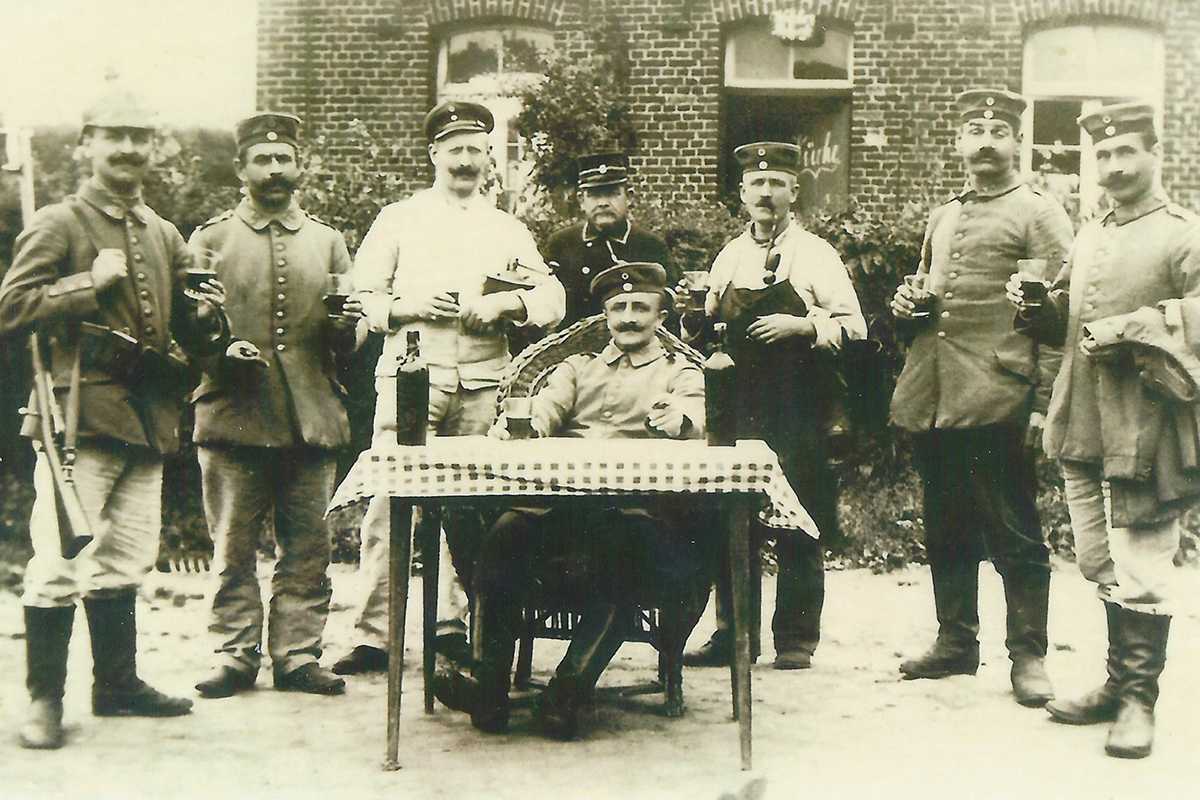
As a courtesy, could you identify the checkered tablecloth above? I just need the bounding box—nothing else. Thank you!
[328,437,818,538]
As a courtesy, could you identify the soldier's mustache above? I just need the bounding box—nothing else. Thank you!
[108,154,147,167]
[616,322,644,332]
[450,166,480,178]
[971,148,999,160]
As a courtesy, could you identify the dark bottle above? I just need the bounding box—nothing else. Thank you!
[704,323,737,446]
[395,331,429,446]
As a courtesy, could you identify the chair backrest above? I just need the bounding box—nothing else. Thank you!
[494,314,706,418]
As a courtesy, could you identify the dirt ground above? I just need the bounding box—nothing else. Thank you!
[1,560,1197,800]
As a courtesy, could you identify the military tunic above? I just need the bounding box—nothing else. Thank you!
[1038,194,1200,613]
[187,196,359,677]
[544,220,674,328]
[892,179,1073,580]
[0,178,228,606]
[189,197,355,449]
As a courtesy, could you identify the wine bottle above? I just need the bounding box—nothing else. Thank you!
[704,323,737,446]
[395,330,429,446]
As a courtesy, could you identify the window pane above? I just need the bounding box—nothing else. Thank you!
[1031,99,1082,147]
[1026,27,1089,85]
[502,29,553,75]
[1091,25,1160,86]
[730,24,791,80]
[446,31,500,84]
[793,28,850,81]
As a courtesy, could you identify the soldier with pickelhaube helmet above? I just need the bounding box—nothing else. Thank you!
[891,88,1073,707]
[682,140,866,671]
[189,111,361,700]
[1010,101,1200,758]
[544,152,675,328]
[0,84,231,749]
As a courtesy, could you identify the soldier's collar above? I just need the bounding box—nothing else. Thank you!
[601,338,666,367]
[582,219,632,245]
[747,214,794,247]
[235,196,304,231]
[79,178,152,225]
[1104,190,1169,227]
[955,177,1023,203]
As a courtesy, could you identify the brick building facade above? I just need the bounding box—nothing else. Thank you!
[257,0,1200,219]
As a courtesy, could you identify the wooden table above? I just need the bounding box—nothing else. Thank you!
[328,437,817,772]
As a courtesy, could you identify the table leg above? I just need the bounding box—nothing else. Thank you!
[421,506,440,715]
[728,498,753,771]
[383,497,414,772]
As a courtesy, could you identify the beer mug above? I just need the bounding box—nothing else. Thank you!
[186,247,221,299]
[504,397,535,440]
[1016,258,1049,308]
[682,270,709,312]
[324,273,353,316]
[904,273,934,318]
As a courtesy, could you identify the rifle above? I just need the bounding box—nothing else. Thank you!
[26,333,93,559]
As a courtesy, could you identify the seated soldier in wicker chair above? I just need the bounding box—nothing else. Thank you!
[439,262,709,739]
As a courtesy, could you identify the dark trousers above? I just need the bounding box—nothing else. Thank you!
[912,425,1048,574]
[475,505,708,687]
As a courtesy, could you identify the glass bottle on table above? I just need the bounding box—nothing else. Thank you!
[704,322,737,446]
[395,331,428,446]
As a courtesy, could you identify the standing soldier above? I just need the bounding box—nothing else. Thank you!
[890,89,1073,707]
[683,142,866,671]
[189,113,361,699]
[543,152,675,328]
[332,100,565,680]
[1010,103,1200,758]
[1,87,229,749]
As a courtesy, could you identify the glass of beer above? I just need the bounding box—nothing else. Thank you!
[504,397,535,440]
[1016,258,1049,308]
[324,273,353,315]
[904,273,934,318]
[185,247,221,299]
[682,270,709,311]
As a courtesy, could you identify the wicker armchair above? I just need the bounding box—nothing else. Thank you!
[492,314,707,715]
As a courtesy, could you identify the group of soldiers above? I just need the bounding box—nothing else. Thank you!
[2,80,1194,763]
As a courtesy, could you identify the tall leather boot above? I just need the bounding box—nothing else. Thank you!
[900,559,980,679]
[1002,568,1054,707]
[1105,608,1170,759]
[538,604,627,740]
[19,606,75,750]
[1047,602,1123,724]
[84,591,192,717]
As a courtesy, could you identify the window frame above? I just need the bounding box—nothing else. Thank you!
[723,19,854,92]
[1020,23,1165,218]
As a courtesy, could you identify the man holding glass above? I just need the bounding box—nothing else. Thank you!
[0,87,229,748]
[189,112,360,699]
[331,100,565,682]
[890,88,1073,707]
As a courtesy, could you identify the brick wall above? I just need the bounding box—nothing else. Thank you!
[257,0,1200,216]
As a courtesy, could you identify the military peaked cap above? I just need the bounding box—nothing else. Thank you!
[423,100,494,142]
[577,152,630,189]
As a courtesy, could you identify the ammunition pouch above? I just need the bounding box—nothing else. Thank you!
[77,323,190,392]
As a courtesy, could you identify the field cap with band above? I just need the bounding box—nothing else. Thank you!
[955,88,1026,132]
[734,142,803,176]
[589,262,668,305]
[1078,101,1157,143]
[235,112,301,150]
